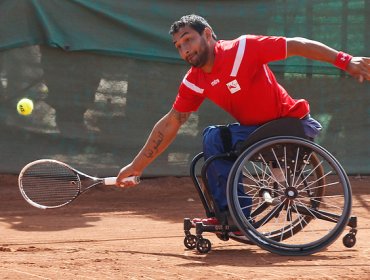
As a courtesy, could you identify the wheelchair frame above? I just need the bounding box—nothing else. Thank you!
[183,118,357,255]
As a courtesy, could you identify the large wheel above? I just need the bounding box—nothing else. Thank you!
[227,136,352,256]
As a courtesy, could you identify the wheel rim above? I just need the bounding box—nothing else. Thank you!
[197,239,211,253]
[184,235,197,249]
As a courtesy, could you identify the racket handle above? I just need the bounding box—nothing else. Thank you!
[103,176,140,185]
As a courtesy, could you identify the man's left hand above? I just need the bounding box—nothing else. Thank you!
[347,57,370,82]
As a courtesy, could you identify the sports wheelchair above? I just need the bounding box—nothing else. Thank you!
[183,118,357,256]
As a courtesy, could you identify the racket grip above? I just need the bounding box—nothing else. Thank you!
[103,176,140,185]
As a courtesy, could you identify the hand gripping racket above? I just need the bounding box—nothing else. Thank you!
[18,159,140,209]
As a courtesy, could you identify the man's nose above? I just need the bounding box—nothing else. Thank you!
[183,44,190,54]
[181,48,190,59]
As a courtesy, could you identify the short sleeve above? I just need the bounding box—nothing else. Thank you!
[247,35,287,64]
[173,83,205,112]
[172,72,205,112]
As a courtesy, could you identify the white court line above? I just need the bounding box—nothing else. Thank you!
[2,268,51,279]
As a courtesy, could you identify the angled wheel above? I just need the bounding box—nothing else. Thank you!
[184,235,197,249]
[227,136,352,256]
[196,238,212,254]
[343,233,356,248]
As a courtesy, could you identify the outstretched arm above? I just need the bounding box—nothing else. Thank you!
[116,108,191,187]
[286,37,370,82]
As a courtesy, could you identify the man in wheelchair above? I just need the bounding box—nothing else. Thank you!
[116,15,369,251]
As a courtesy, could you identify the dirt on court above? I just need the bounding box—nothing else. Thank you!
[0,174,369,279]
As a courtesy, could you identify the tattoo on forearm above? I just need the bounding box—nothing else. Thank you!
[152,131,164,151]
[143,131,164,159]
[144,150,154,158]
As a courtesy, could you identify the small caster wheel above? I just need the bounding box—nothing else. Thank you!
[343,233,356,248]
[184,235,197,249]
[196,238,211,254]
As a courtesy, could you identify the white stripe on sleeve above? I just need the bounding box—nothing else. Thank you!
[183,78,204,94]
[230,35,247,77]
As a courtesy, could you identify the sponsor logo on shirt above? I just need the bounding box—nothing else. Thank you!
[226,79,241,94]
[211,79,220,86]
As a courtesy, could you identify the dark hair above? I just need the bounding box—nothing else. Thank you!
[169,14,217,40]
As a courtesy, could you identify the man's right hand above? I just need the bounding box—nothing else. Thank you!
[116,163,141,188]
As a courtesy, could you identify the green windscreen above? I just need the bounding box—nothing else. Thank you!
[0,0,369,176]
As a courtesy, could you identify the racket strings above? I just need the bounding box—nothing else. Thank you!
[20,162,80,207]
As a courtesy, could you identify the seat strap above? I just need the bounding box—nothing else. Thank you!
[219,125,233,152]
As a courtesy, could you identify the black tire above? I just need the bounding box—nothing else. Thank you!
[227,136,352,256]
[196,238,212,254]
[184,235,197,249]
[342,233,356,248]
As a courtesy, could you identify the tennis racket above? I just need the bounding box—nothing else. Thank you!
[18,159,140,209]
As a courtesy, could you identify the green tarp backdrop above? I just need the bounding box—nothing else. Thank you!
[0,0,369,176]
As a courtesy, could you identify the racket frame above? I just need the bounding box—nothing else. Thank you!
[18,159,138,209]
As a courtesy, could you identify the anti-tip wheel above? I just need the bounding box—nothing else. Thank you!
[343,233,356,248]
[184,235,197,249]
[196,238,212,254]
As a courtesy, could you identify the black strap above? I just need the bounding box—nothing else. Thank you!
[219,125,233,152]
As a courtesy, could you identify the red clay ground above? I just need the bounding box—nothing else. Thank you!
[0,175,369,279]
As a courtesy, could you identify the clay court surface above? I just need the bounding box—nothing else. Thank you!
[0,174,369,279]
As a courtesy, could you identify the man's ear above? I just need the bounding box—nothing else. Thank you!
[203,27,213,41]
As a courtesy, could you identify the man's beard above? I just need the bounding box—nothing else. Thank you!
[187,39,209,68]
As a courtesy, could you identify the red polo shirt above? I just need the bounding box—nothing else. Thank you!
[173,35,309,125]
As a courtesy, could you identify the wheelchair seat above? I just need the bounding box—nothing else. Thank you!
[234,117,308,156]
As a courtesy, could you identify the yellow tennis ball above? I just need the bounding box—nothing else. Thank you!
[17,98,34,116]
